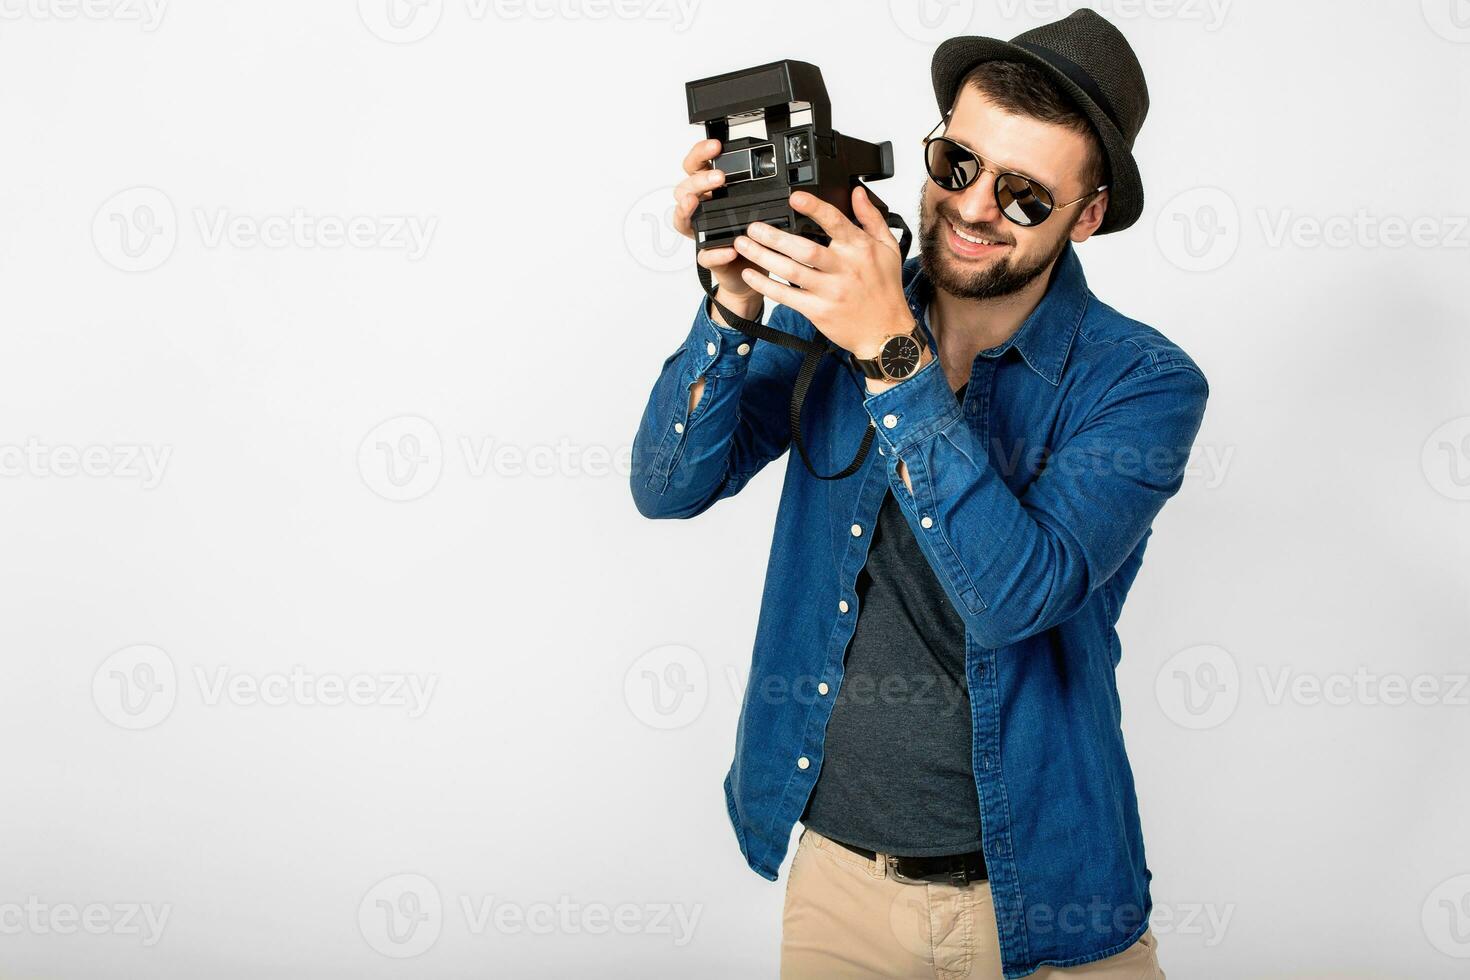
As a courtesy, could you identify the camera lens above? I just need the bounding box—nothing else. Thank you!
[751,145,776,179]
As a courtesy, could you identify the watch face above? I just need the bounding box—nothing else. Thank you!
[880,333,922,380]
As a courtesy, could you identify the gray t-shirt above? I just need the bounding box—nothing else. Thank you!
[801,385,984,856]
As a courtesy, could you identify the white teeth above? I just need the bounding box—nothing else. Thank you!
[951,221,999,246]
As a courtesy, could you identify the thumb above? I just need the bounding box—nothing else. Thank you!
[851,185,894,246]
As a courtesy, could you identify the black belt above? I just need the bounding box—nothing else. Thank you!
[828,836,987,886]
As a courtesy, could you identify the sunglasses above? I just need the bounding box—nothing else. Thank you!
[921,117,1107,228]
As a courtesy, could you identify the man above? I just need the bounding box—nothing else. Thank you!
[631,10,1205,978]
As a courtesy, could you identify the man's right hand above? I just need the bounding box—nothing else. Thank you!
[673,138,764,325]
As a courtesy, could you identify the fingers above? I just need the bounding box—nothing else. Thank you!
[672,167,725,238]
[740,266,811,315]
[851,186,895,246]
[732,234,824,288]
[789,191,858,243]
[695,246,739,270]
[682,138,721,176]
[745,221,832,271]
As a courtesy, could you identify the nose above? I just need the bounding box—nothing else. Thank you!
[952,174,1003,227]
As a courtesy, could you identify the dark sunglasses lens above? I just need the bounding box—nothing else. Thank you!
[925,139,980,191]
[996,173,1054,226]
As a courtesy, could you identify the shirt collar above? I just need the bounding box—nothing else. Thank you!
[902,241,1090,387]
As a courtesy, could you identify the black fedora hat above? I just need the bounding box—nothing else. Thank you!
[931,9,1149,234]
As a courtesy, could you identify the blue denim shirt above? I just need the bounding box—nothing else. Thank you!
[630,243,1208,978]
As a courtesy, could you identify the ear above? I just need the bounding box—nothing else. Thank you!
[1070,189,1108,243]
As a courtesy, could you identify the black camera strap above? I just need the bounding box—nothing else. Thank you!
[693,199,913,481]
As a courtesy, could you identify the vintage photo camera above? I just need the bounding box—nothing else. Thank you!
[685,60,899,251]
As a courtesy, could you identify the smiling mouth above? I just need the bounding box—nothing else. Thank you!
[949,220,1006,246]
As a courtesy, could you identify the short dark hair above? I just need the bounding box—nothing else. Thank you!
[957,60,1106,193]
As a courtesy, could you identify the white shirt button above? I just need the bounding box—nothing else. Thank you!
[850,524,862,537]
[706,341,717,356]
[839,600,849,614]
[817,682,830,696]
[737,343,751,356]
[878,446,886,456]
[797,756,810,770]
[673,422,684,434]
[920,516,934,529]
[882,414,898,429]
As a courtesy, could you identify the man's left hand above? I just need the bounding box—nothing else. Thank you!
[733,186,915,360]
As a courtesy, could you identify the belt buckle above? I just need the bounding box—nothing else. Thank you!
[885,855,924,886]
[885,855,975,888]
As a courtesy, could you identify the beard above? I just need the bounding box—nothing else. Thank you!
[917,183,1076,300]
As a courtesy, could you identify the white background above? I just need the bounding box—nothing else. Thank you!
[1,0,1468,977]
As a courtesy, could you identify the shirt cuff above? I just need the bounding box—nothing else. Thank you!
[862,354,961,455]
[687,294,758,380]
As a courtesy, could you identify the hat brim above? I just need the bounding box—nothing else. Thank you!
[931,37,1142,234]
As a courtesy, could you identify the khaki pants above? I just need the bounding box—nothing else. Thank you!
[781,828,1164,980]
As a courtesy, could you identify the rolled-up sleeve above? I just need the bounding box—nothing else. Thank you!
[862,355,1209,648]
[630,297,805,519]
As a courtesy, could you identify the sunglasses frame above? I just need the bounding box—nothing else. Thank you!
[921,116,1108,227]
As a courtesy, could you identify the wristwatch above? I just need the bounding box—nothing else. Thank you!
[852,324,927,383]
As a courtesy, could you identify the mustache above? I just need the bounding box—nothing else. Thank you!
[932,206,1014,246]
